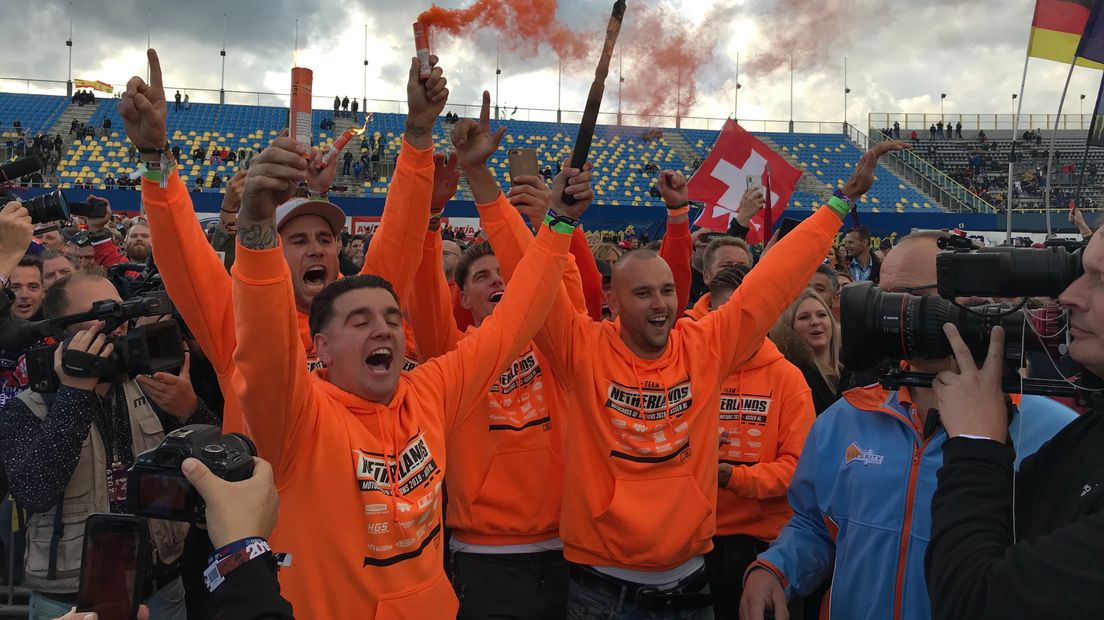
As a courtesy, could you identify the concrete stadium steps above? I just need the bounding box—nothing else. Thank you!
[48,100,100,148]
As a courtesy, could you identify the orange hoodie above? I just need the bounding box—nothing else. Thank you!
[409,220,567,546]
[478,202,844,571]
[230,224,572,619]
[140,139,433,431]
[685,295,815,541]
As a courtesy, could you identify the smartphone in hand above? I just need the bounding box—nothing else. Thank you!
[508,148,539,181]
[77,513,149,620]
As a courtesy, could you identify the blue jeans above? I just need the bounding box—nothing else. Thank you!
[29,576,187,620]
[566,573,714,620]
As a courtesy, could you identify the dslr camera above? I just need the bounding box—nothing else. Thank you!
[129,425,256,524]
[841,236,1090,396]
[0,290,186,393]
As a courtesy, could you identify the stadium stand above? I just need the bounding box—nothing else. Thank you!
[5,93,946,214]
[0,93,67,138]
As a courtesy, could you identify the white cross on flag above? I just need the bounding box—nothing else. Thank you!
[688,119,803,244]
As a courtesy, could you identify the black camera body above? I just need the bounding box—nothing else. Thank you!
[841,239,1089,397]
[128,425,257,524]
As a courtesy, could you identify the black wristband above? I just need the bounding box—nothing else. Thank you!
[136,142,171,155]
[546,208,580,229]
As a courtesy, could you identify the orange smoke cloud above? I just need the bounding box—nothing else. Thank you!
[419,0,591,60]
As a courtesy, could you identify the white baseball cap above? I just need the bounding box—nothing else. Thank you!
[274,198,346,236]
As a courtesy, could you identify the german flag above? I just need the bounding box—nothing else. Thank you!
[1028,0,1104,68]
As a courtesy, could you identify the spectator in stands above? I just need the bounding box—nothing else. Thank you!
[333,95,341,116]
[929,124,937,140]
[192,176,204,191]
[343,150,354,176]
[843,225,880,283]
[174,89,181,111]
[955,120,962,138]
[40,250,75,290]
[978,129,988,144]
[184,93,190,110]
[351,98,359,122]
[893,121,900,139]
[12,119,21,135]
[192,146,205,161]
[341,95,349,115]
[937,120,945,139]
[352,160,363,180]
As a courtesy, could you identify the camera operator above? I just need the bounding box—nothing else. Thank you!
[53,455,293,620]
[740,231,1078,620]
[0,272,218,620]
[925,235,1104,616]
[40,250,76,290]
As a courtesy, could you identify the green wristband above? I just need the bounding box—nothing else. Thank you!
[544,211,578,235]
[142,162,176,184]
[827,196,851,219]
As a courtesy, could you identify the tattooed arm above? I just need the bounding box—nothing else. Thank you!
[237,136,311,249]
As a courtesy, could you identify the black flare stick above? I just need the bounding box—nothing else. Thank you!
[562,0,627,206]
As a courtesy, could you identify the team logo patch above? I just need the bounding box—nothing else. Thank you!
[844,442,885,466]
[353,434,440,495]
[605,380,692,420]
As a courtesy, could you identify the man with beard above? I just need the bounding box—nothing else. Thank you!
[124,48,447,433]
[123,222,151,261]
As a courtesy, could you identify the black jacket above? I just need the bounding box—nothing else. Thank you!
[212,552,295,619]
[925,403,1104,619]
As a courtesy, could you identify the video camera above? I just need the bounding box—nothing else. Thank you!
[128,425,256,524]
[0,156,109,224]
[0,290,186,393]
[841,235,1091,397]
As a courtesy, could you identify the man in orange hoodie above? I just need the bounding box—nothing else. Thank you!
[693,264,815,618]
[405,93,594,619]
[123,49,438,433]
[225,103,593,617]
[470,141,905,618]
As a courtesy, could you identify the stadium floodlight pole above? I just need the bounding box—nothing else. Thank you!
[1081,93,1087,117]
[557,58,562,123]
[363,24,368,115]
[219,13,227,105]
[843,56,850,130]
[940,93,946,119]
[66,13,73,98]
[1043,60,1078,237]
[562,0,627,206]
[734,52,740,122]
[789,54,794,133]
[617,46,623,126]
[495,37,501,121]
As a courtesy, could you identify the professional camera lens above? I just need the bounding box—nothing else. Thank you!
[22,190,72,225]
[841,282,954,370]
[936,246,1082,299]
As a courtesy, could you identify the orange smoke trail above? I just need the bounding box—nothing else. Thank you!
[419,0,591,60]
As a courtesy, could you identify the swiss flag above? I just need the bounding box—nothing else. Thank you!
[689,119,803,244]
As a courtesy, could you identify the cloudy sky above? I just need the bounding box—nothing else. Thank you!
[3,0,1102,132]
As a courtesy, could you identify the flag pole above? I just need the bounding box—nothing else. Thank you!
[1007,53,1030,244]
[1043,60,1077,238]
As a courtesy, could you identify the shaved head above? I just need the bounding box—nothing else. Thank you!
[609,250,678,359]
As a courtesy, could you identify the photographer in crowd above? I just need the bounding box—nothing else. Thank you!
[55,454,293,620]
[740,230,1078,620]
[0,271,219,619]
[925,233,1104,616]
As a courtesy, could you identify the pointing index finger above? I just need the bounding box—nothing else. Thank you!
[147,49,163,90]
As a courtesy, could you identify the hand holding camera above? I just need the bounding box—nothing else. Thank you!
[182,455,279,548]
[135,351,197,421]
[55,323,116,392]
[82,196,113,232]
[0,199,34,266]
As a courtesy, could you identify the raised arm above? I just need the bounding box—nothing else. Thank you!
[692,141,908,375]
[407,154,462,360]
[416,223,576,433]
[122,48,246,431]
[84,197,129,269]
[360,55,449,303]
[231,136,315,480]
[569,227,605,321]
[655,170,693,314]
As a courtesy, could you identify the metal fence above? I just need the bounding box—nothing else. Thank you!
[869,112,1094,133]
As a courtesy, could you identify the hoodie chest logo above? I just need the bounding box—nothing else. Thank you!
[719,390,772,423]
[605,380,693,420]
[491,350,541,396]
[353,433,441,496]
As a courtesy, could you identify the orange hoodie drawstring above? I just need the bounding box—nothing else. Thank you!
[371,407,408,537]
